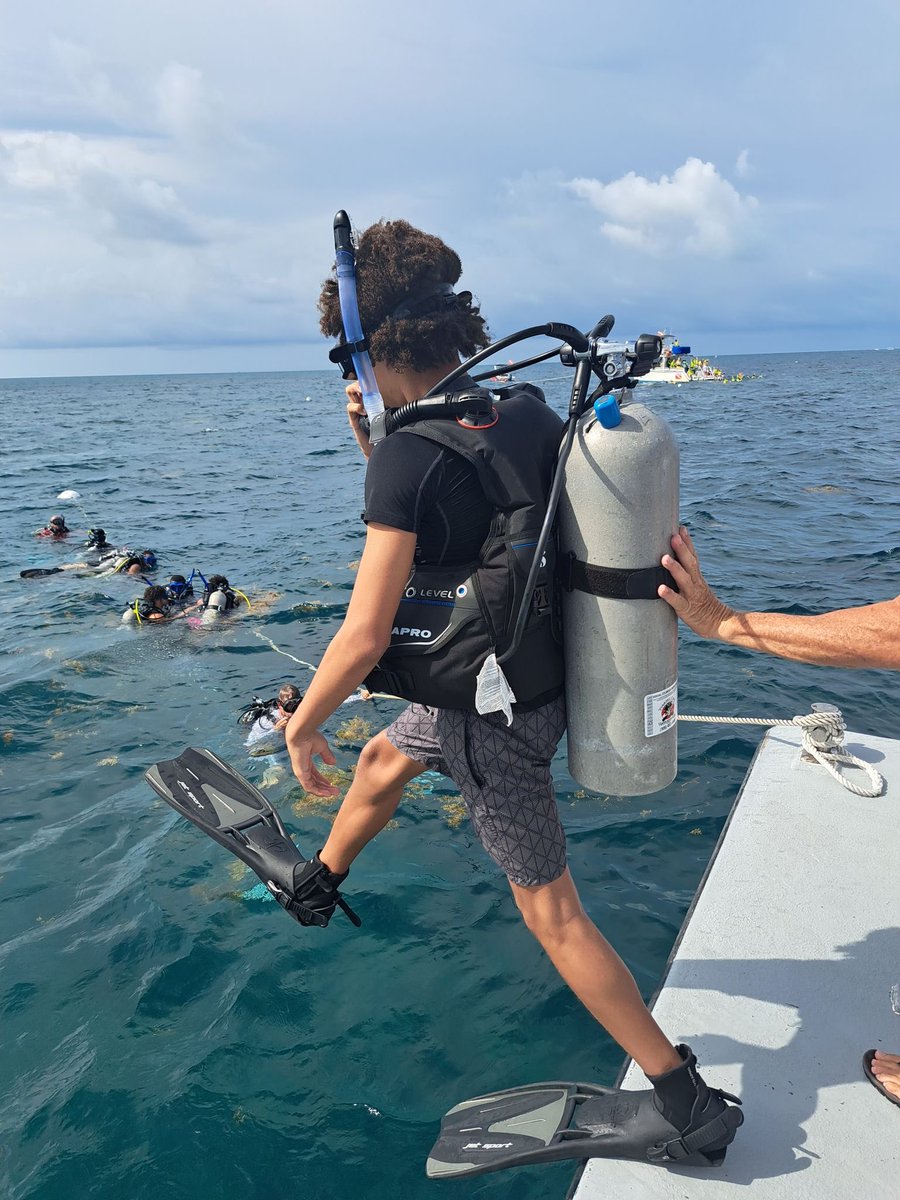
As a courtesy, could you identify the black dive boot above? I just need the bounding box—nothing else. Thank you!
[277,852,360,927]
[647,1043,744,1166]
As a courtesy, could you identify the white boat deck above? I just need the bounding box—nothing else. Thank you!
[572,724,900,1199]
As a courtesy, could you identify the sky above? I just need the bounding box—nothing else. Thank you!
[1,0,899,377]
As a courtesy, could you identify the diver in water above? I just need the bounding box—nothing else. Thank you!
[111,551,158,577]
[80,528,121,567]
[240,684,303,756]
[195,574,249,618]
[84,527,113,553]
[122,584,175,624]
[164,573,195,607]
[35,515,70,538]
[275,217,742,1166]
[19,527,127,578]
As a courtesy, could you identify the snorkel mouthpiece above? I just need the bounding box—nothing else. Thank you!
[333,210,386,440]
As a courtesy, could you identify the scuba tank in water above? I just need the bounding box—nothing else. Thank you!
[558,393,679,795]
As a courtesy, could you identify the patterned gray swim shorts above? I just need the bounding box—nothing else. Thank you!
[384,697,567,887]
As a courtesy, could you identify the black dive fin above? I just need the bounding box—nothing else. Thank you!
[145,747,360,928]
[426,1077,743,1178]
[20,567,63,578]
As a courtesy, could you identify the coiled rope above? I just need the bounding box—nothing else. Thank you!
[679,709,885,798]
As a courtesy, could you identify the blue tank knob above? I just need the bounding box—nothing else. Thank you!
[593,396,622,429]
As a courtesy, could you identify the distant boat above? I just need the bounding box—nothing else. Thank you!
[639,334,744,384]
[488,361,515,384]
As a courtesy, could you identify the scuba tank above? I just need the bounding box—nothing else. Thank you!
[414,317,676,796]
[558,394,679,795]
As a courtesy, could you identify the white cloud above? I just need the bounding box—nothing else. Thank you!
[0,130,209,244]
[51,38,135,126]
[566,158,759,258]
[154,62,229,147]
[1,1,899,368]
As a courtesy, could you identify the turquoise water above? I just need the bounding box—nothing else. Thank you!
[2,352,899,1200]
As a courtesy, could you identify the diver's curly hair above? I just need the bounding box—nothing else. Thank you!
[318,219,490,372]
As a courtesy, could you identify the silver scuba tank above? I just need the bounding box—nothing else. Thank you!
[202,589,228,623]
[558,393,679,795]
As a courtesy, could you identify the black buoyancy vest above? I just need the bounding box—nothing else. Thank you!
[366,386,565,710]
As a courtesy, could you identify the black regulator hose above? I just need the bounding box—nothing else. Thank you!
[424,323,590,399]
[498,355,595,665]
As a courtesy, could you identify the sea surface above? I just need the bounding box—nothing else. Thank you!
[1,351,899,1200]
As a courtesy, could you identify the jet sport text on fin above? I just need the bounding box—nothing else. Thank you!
[144,747,360,928]
[426,1044,743,1179]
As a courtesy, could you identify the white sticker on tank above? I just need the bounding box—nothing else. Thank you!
[644,681,677,738]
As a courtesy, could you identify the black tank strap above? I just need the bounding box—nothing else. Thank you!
[558,552,677,600]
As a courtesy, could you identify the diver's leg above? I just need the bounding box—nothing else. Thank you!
[319,732,422,872]
[436,698,680,1077]
[509,870,680,1076]
[320,705,446,874]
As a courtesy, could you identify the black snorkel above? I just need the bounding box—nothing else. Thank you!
[330,211,388,442]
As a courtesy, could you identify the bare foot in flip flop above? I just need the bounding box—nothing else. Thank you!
[864,1050,900,1105]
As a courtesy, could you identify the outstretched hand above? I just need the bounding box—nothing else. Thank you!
[658,525,734,639]
[286,727,340,797]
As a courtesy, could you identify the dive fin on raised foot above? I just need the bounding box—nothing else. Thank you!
[144,747,360,928]
[20,567,63,578]
[426,1073,743,1179]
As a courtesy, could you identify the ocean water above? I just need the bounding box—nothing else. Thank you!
[1,351,899,1200]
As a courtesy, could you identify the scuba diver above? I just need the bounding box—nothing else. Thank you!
[111,550,158,577]
[164,572,196,606]
[19,527,124,578]
[145,215,742,1177]
[272,217,742,1169]
[197,574,249,619]
[84,527,114,556]
[81,528,122,568]
[35,514,70,538]
[122,584,176,625]
[239,684,303,756]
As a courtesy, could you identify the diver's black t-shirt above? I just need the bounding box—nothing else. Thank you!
[363,433,493,565]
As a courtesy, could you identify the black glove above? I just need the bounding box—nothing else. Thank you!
[273,852,361,928]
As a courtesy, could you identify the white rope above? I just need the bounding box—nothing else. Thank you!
[250,629,396,700]
[679,709,885,798]
[251,630,318,672]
